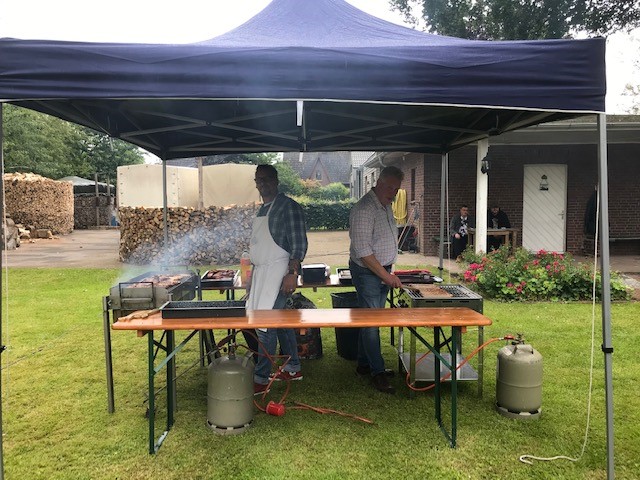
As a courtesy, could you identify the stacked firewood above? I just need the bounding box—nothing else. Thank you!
[119,204,260,265]
[3,173,74,234]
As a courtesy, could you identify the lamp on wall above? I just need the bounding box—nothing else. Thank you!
[481,153,490,174]
[539,175,549,191]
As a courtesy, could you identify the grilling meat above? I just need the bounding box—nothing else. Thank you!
[130,273,192,288]
[204,269,237,280]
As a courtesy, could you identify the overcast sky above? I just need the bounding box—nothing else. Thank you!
[0,0,637,113]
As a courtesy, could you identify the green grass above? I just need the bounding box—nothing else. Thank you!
[2,268,639,479]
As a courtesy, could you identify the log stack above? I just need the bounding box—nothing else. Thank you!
[119,204,260,265]
[3,173,74,235]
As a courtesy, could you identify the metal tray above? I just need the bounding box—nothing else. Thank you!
[160,300,246,319]
[336,267,352,285]
[200,269,240,288]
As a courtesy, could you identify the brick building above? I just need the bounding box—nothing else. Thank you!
[362,116,640,256]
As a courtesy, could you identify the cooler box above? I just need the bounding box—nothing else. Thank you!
[302,263,329,283]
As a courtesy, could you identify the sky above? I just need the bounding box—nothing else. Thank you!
[0,0,637,114]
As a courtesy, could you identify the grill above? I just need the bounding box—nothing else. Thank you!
[394,284,484,383]
[108,270,199,317]
[396,284,483,313]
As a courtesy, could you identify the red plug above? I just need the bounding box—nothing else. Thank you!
[266,401,286,416]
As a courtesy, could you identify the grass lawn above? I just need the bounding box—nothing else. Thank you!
[1,267,639,479]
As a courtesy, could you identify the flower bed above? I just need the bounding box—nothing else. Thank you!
[461,246,630,301]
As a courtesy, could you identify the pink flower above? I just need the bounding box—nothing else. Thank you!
[507,282,513,288]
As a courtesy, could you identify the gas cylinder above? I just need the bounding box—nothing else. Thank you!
[496,337,543,420]
[207,351,255,435]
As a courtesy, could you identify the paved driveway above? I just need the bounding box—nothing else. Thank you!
[4,228,638,279]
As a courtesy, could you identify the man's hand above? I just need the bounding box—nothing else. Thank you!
[383,271,403,289]
[281,274,298,295]
[454,233,461,239]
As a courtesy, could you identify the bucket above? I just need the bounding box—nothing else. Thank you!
[330,291,360,361]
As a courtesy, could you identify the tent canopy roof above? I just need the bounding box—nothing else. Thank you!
[0,0,606,159]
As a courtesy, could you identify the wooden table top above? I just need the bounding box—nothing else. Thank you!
[112,307,492,332]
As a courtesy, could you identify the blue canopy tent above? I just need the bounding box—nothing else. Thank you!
[0,0,613,476]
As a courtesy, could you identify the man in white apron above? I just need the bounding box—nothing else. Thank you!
[349,166,404,394]
[246,164,308,395]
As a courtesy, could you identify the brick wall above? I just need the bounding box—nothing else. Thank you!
[391,143,640,256]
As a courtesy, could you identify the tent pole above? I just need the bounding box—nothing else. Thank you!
[0,103,6,480]
[162,158,168,262]
[438,153,448,274]
[596,113,614,479]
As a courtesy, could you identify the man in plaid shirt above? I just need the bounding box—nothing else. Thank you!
[349,166,404,394]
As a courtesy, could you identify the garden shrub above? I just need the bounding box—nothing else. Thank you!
[297,198,355,230]
[461,246,631,301]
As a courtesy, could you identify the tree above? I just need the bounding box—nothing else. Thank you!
[274,161,305,196]
[389,0,640,40]
[2,105,144,181]
[77,127,145,183]
[201,153,279,165]
[3,105,87,178]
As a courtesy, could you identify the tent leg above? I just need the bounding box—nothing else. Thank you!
[597,113,614,479]
[438,153,448,274]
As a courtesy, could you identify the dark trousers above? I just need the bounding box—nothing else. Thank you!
[452,235,468,258]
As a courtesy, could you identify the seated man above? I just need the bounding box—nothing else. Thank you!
[449,205,474,259]
[487,205,511,251]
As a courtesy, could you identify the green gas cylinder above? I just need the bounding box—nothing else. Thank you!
[207,351,254,434]
[496,338,543,420]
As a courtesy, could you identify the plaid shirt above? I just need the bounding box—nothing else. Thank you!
[256,192,308,261]
[349,189,398,268]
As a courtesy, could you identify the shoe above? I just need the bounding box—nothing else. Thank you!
[356,365,394,377]
[371,372,395,394]
[270,370,303,381]
[254,382,270,396]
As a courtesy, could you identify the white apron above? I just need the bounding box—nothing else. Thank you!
[245,201,290,312]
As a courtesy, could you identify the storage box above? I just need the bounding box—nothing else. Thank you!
[302,263,329,284]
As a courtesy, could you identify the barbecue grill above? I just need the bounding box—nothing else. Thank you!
[103,269,200,414]
[108,270,199,318]
[393,284,484,387]
[396,284,483,313]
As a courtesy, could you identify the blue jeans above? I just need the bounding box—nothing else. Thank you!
[349,260,389,376]
[254,292,301,385]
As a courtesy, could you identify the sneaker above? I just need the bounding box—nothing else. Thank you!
[254,382,270,396]
[270,370,303,381]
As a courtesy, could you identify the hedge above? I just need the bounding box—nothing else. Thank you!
[297,198,355,230]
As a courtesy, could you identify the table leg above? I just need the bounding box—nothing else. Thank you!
[434,327,441,422]
[103,296,115,414]
[409,329,416,399]
[148,331,155,455]
[478,326,484,397]
[451,327,458,447]
[167,330,176,430]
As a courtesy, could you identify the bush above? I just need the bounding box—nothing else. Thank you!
[461,246,631,301]
[297,198,355,230]
[306,182,350,201]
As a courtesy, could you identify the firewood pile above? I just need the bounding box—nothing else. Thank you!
[118,204,260,265]
[3,173,74,235]
[74,195,114,229]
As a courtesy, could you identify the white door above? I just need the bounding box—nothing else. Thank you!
[522,164,567,252]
